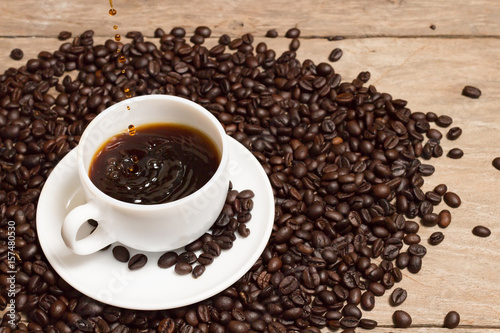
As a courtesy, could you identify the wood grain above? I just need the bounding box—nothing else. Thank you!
[1,0,500,331]
[1,0,500,38]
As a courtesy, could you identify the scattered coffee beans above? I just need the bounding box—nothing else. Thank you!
[444,311,460,329]
[9,48,23,60]
[436,115,453,128]
[472,225,491,238]
[447,148,464,159]
[0,26,469,332]
[492,157,500,170]
[393,310,412,328]
[462,85,481,98]
[328,47,343,62]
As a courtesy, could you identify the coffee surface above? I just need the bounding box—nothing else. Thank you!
[89,123,220,204]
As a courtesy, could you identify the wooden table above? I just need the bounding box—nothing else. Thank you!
[1,0,499,332]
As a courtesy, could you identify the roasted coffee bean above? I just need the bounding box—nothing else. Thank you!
[10,48,24,60]
[393,310,412,328]
[285,28,300,38]
[175,262,193,275]
[435,115,453,128]
[358,318,377,330]
[195,26,211,38]
[444,311,460,329]
[444,192,461,208]
[192,265,205,278]
[128,254,147,270]
[328,48,343,62]
[438,209,452,228]
[158,251,178,268]
[266,29,278,38]
[492,157,500,170]
[361,291,375,311]
[429,232,444,245]
[390,288,407,306]
[407,255,422,274]
[462,85,481,98]
[447,148,463,159]
[447,127,462,140]
[58,31,72,40]
[472,225,491,238]
[112,246,130,263]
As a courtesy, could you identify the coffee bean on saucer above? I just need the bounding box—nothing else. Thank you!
[128,254,148,270]
[175,262,193,275]
[158,251,178,268]
[112,246,130,262]
[192,264,205,278]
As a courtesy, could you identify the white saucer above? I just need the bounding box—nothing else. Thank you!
[37,136,274,310]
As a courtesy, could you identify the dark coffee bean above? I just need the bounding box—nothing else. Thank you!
[390,288,407,306]
[170,27,186,37]
[285,28,300,38]
[10,48,24,60]
[447,127,462,140]
[438,209,452,228]
[462,85,481,98]
[289,38,300,51]
[266,29,278,38]
[175,262,193,275]
[58,31,72,41]
[472,225,491,238]
[492,157,500,170]
[393,310,412,328]
[128,254,147,270]
[358,318,377,330]
[444,311,460,329]
[340,316,359,329]
[192,265,205,278]
[407,255,422,274]
[361,291,375,311]
[158,251,178,268]
[435,115,453,128]
[447,148,463,159]
[112,246,130,263]
[195,26,211,38]
[443,192,461,208]
[429,232,444,245]
[328,48,343,62]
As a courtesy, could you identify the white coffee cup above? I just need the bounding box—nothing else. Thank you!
[61,95,229,255]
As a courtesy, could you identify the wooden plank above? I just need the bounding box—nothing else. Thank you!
[1,0,500,38]
[1,35,500,331]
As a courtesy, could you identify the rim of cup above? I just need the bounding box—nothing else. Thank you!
[77,95,228,211]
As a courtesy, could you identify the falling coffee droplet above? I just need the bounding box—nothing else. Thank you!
[132,155,139,163]
[113,25,118,30]
[128,124,136,136]
[124,87,131,97]
[122,69,126,73]
[109,8,117,16]
[117,48,121,53]
[127,106,130,110]
[119,55,126,63]
[115,34,121,41]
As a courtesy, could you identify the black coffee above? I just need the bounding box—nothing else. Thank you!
[89,123,220,204]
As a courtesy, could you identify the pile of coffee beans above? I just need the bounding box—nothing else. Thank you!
[0,26,466,332]
[109,185,254,277]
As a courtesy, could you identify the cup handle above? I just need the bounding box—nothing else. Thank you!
[61,201,115,255]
